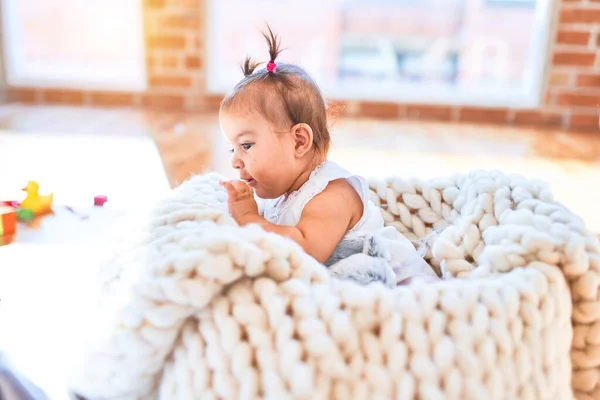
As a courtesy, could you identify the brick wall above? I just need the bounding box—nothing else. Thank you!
[545,0,600,131]
[141,0,222,111]
[3,0,600,131]
[4,0,219,110]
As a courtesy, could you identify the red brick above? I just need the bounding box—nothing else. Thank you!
[576,73,600,87]
[90,92,134,106]
[142,94,185,109]
[191,95,223,112]
[144,0,165,8]
[146,55,156,68]
[147,35,186,50]
[569,114,599,131]
[560,8,600,24]
[556,30,590,45]
[149,75,191,88]
[204,94,224,107]
[458,107,509,123]
[358,102,401,119]
[556,93,600,107]
[161,55,180,69]
[552,51,596,66]
[548,71,571,87]
[159,15,199,30]
[42,89,85,104]
[185,55,202,69]
[166,0,198,9]
[513,110,564,127]
[7,88,37,103]
[406,105,453,121]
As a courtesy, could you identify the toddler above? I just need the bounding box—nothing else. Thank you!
[219,27,438,286]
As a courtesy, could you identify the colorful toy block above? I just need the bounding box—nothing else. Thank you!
[94,195,108,206]
[0,206,17,238]
[16,208,34,222]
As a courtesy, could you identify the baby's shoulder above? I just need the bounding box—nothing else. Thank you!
[324,177,360,196]
[303,178,363,225]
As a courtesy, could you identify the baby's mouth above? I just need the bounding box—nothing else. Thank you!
[241,177,256,186]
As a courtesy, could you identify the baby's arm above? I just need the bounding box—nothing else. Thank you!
[223,179,360,264]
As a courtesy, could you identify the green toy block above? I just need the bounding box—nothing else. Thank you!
[17,208,34,222]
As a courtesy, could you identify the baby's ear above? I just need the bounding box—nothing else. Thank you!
[292,123,314,156]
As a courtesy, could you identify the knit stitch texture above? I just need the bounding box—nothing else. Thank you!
[69,170,600,400]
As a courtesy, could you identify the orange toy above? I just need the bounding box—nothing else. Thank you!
[0,206,17,240]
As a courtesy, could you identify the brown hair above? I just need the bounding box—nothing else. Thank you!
[220,25,336,155]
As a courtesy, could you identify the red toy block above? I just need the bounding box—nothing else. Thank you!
[0,206,17,237]
[94,195,108,206]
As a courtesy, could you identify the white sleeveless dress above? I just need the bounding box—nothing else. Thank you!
[261,160,437,284]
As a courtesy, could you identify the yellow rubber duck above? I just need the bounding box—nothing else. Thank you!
[20,181,53,215]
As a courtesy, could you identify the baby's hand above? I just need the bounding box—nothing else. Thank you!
[219,180,259,223]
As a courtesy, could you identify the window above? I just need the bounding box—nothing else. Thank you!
[1,0,146,91]
[206,0,552,107]
[487,0,536,5]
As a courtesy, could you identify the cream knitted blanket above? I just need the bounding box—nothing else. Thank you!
[69,170,600,400]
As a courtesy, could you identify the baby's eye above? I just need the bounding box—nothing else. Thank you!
[228,148,234,154]
[241,143,253,150]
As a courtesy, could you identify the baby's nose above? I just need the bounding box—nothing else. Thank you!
[231,155,243,170]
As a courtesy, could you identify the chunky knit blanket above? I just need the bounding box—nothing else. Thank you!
[69,170,600,400]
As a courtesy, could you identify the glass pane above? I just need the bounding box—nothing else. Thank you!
[206,0,550,107]
[1,0,146,91]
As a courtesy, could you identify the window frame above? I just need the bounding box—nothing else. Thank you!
[204,0,553,108]
[486,0,537,6]
[0,0,148,92]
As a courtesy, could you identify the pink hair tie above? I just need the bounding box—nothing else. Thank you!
[266,61,277,73]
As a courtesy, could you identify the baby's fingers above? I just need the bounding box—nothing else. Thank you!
[230,180,250,193]
[219,181,238,197]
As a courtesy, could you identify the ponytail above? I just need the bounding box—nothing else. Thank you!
[262,25,283,73]
[241,57,260,77]
[239,24,284,76]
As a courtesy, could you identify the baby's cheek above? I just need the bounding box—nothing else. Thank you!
[254,160,272,179]
[248,155,263,174]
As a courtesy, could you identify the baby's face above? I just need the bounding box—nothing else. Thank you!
[219,109,298,199]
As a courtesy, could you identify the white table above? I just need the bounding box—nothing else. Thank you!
[0,130,172,398]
